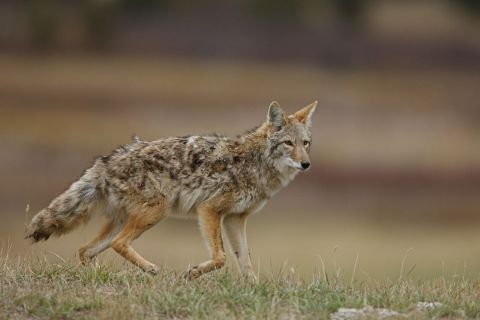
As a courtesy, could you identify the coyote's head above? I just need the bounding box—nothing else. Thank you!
[265,101,317,172]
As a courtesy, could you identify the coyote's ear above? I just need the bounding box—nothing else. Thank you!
[294,101,317,130]
[267,101,286,130]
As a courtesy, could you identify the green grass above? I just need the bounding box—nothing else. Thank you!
[2,256,480,319]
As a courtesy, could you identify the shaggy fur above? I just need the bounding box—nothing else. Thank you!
[26,101,317,280]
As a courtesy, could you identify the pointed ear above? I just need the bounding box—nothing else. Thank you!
[294,101,317,130]
[267,101,286,130]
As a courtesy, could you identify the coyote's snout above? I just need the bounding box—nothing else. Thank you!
[26,101,317,280]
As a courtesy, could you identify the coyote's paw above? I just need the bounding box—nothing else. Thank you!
[78,248,95,265]
[144,264,160,275]
[182,266,201,280]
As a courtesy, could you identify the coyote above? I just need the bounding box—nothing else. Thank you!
[26,101,316,280]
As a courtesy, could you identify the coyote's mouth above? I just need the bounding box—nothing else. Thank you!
[287,159,305,171]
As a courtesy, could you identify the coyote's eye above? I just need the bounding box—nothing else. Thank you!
[303,141,310,147]
[283,141,293,147]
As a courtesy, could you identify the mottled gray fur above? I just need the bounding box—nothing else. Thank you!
[25,101,316,278]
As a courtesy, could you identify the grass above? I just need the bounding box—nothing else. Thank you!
[2,254,480,320]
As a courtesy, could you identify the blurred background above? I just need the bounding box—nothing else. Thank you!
[1,0,479,280]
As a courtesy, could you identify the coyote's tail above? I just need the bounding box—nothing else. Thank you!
[25,166,103,242]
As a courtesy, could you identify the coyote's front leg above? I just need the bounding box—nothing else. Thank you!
[222,213,257,282]
[184,204,226,280]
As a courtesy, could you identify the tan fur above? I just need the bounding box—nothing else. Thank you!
[111,199,166,274]
[25,101,317,279]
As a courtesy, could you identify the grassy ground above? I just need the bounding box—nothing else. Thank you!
[2,255,479,320]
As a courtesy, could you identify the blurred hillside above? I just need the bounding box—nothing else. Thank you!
[1,54,479,223]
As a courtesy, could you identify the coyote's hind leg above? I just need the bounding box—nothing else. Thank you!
[78,219,122,264]
[111,201,166,274]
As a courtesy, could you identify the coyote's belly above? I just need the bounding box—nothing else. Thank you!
[165,181,269,219]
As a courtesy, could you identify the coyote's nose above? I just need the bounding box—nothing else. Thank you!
[300,161,310,170]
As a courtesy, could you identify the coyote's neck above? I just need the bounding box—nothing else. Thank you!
[237,126,297,196]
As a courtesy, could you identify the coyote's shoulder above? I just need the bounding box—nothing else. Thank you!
[26,101,317,280]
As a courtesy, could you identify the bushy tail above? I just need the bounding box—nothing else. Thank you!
[25,167,103,242]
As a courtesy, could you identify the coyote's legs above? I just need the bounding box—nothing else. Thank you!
[111,203,166,274]
[79,220,121,263]
[222,213,256,281]
[184,205,226,280]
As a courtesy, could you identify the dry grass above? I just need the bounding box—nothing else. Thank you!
[2,250,480,319]
[2,216,480,319]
